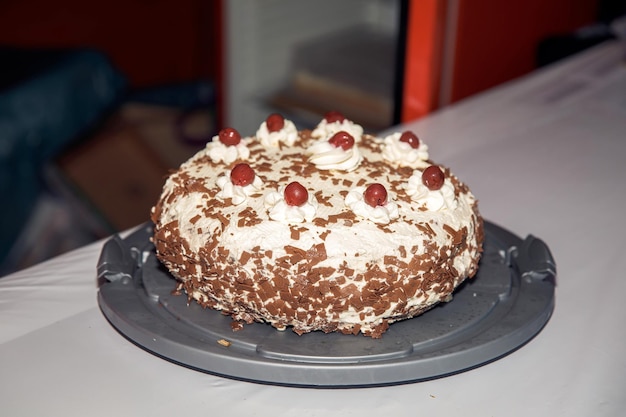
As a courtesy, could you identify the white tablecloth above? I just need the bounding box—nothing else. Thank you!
[2,41,626,417]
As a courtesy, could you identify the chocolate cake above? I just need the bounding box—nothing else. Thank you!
[151,112,483,338]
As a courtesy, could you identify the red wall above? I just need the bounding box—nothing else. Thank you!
[402,0,599,122]
[450,0,598,102]
[401,0,446,122]
[0,0,221,88]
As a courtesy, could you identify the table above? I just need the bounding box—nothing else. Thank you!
[2,40,626,417]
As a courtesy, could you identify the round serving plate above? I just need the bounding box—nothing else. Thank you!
[97,221,556,388]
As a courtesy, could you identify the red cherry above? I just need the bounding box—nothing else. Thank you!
[400,131,420,149]
[328,131,355,150]
[284,182,308,206]
[218,127,241,146]
[364,183,388,207]
[422,166,445,190]
[324,111,346,123]
[230,163,255,186]
[266,113,285,132]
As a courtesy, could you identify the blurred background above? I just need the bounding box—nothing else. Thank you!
[1,0,624,276]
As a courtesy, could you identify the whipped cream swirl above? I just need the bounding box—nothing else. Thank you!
[256,119,298,147]
[311,118,364,142]
[381,132,429,167]
[405,169,457,211]
[307,139,362,171]
[344,186,399,224]
[264,186,318,223]
[216,173,263,205]
[205,136,251,164]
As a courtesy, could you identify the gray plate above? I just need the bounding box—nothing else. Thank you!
[97,221,556,387]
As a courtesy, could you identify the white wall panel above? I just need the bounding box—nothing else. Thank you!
[225,0,399,134]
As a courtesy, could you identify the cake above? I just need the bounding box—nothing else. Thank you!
[151,112,483,338]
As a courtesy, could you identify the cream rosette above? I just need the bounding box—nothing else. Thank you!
[344,186,399,224]
[307,138,362,171]
[264,186,318,223]
[256,119,298,147]
[381,132,429,168]
[205,136,251,164]
[405,170,457,211]
[216,173,263,205]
